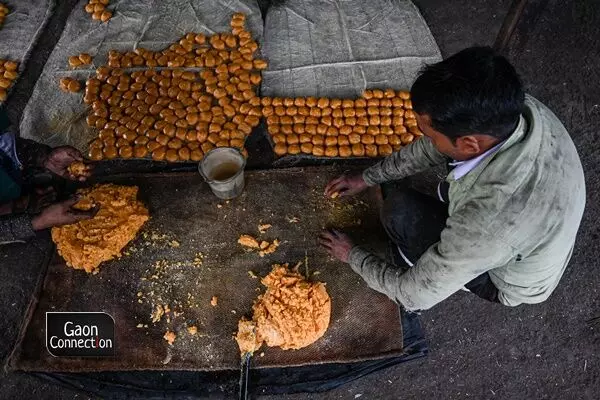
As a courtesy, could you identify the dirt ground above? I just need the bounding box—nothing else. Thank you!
[1,0,599,399]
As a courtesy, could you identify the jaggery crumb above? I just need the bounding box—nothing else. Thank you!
[258,224,272,234]
[238,234,260,249]
[151,304,164,323]
[163,330,176,345]
[187,326,198,335]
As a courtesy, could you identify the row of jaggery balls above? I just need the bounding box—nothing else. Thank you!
[59,12,258,87]
[84,0,112,22]
[0,59,18,102]
[59,12,257,90]
[262,89,422,157]
[103,35,263,70]
[64,14,265,162]
[100,13,259,70]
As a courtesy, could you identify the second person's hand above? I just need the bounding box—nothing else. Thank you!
[31,196,99,230]
[324,173,368,198]
[44,146,93,181]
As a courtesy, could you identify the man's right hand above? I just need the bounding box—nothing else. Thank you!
[324,173,368,198]
[31,197,99,230]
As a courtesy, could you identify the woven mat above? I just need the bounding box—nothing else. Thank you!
[8,166,404,372]
[260,0,442,98]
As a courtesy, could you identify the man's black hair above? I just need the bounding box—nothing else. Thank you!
[411,46,525,141]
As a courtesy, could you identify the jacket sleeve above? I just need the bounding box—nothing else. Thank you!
[16,137,51,170]
[362,136,447,186]
[348,199,516,310]
[0,213,36,244]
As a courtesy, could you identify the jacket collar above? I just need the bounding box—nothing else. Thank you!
[446,114,528,186]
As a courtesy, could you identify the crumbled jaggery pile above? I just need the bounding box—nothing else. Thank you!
[51,184,149,273]
[235,264,331,354]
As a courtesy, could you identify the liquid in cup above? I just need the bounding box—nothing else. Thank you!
[199,148,246,199]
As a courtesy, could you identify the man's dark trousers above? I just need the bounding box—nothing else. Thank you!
[380,186,500,303]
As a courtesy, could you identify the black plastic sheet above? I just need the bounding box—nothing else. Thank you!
[31,308,427,397]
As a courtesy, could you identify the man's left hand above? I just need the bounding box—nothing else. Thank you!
[318,229,354,263]
[44,146,90,181]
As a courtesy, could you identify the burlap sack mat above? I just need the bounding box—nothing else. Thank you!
[8,166,405,372]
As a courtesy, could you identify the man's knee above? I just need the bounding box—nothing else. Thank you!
[379,189,448,258]
[380,190,417,227]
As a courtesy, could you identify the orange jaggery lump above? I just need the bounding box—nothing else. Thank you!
[236,318,261,355]
[238,234,260,249]
[164,330,176,345]
[51,184,149,273]
[67,161,88,178]
[235,264,331,354]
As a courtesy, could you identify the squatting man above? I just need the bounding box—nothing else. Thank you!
[320,46,585,310]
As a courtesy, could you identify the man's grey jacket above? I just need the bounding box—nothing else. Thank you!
[348,95,586,309]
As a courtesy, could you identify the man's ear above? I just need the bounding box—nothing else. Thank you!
[455,135,481,155]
